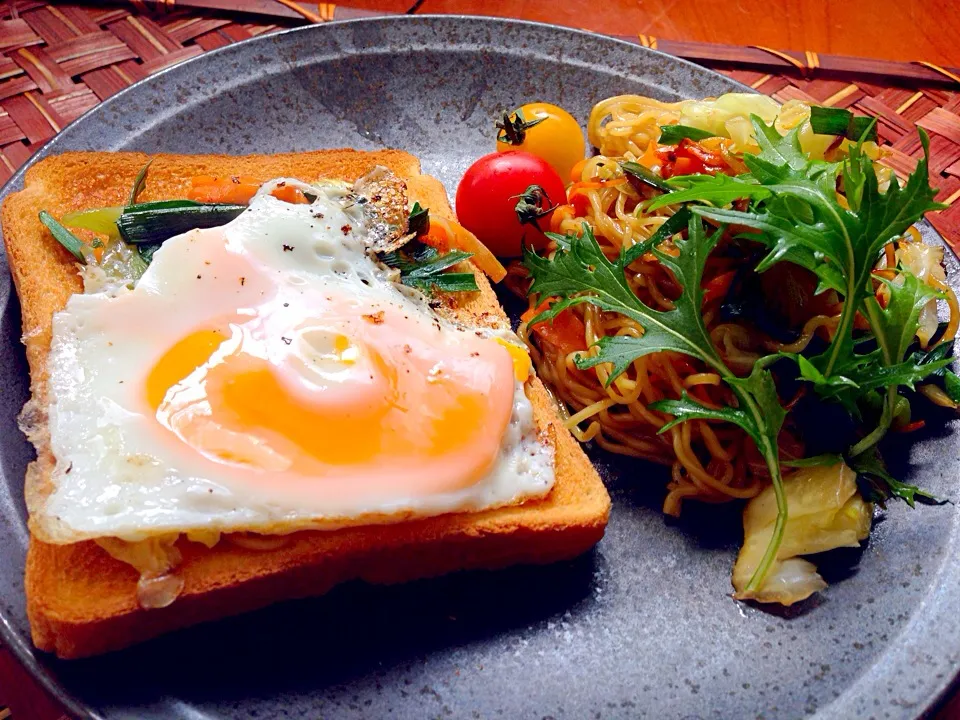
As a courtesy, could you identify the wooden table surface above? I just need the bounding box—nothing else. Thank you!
[353,0,960,67]
[3,1,960,719]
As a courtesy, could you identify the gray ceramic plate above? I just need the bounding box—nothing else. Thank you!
[0,16,958,720]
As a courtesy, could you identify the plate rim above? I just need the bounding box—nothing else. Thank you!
[0,14,956,720]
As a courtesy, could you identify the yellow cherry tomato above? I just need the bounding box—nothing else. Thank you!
[495,102,585,180]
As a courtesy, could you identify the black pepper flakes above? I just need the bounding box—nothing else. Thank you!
[283,244,294,252]
[281,337,292,345]
[240,277,246,286]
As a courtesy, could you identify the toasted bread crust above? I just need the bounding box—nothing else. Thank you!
[2,150,609,659]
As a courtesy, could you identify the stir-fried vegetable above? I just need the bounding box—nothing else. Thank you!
[526,100,951,600]
[657,124,716,144]
[45,175,484,298]
[116,201,247,245]
[650,119,946,464]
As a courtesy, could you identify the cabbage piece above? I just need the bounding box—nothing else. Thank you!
[896,240,947,347]
[732,462,872,605]
[677,93,778,135]
[673,95,840,159]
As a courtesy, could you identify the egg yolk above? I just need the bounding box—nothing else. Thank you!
[144,296,518,499]
[495,337,532,382]
[146,329,226,410]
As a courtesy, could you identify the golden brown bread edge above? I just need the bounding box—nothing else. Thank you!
[1,149,610,659]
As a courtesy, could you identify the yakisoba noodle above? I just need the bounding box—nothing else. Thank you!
[518,94,959,517]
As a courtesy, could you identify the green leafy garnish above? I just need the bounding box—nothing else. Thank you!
[658,124,717,145]
[408,202,429,235]
[944,370,960,404]
[654,115,944,443]
[524,219,788,592]
[648,173,767,209]
[809,106,878,143]
[381,242,478,294]
[39,210,86,263]
[641,113,948,511]
[849,448,946,508]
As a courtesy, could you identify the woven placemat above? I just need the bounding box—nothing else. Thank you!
[0,1,958,248]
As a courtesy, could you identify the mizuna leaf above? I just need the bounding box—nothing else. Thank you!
[647,174,769,211]
[524,220,724,372]
[650,392,759,439]
[848,447,946,508]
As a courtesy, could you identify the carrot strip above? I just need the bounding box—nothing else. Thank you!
[637,139,659,170]
[551,204,576,232]
[569,158,590,183]
[187,175,261,204]
[521,298,586,354]
[425,215,507,283]
[895,420,926,434]
[271,185,309,204]
[702,270,736,304]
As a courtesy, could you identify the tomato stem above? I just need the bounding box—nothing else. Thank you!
[495,109,546,146]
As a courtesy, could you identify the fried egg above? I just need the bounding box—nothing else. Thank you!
[37,178,554,545]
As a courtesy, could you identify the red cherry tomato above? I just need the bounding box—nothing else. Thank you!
[455,151,566,258]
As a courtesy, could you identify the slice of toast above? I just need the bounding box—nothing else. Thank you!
[1,149,610,659]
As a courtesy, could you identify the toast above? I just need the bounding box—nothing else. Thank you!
[1,149,610,659]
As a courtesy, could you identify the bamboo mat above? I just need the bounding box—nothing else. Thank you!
[0,1,958,249]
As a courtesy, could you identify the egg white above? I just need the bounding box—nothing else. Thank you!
[37,183,554,544]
